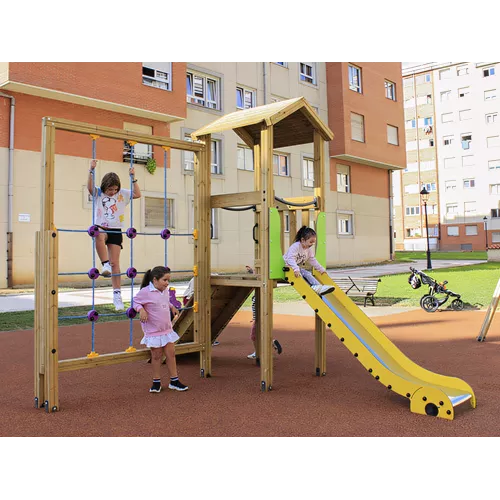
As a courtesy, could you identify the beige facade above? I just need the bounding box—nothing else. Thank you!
[0,62,402,288]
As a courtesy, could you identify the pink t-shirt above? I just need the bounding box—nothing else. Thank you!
[133,283,174,337]
[283,241,325,274]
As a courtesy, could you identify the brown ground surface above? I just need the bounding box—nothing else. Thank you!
[1,309,499,437]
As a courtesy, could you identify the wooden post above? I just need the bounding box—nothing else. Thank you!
[194,134,212,377]
[313,131,327,376]
[258,124,274,391]
[34,231,44,407]
[253,141,262,365]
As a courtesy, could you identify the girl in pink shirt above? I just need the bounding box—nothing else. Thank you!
[283,226,334,296]
[133,266,189,393]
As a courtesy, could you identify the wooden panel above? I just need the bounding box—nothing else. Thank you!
[210,275,262,287]
[211,191,261,209]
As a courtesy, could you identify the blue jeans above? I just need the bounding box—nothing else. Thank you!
[300,268,320,287]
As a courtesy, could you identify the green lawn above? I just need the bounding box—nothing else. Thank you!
[395,251,487,261]
[375,262,500,308]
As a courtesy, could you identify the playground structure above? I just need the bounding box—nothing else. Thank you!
[35,97,476,419]
[477,277,500,341]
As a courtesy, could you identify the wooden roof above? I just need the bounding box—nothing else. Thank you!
[191,97,334,149]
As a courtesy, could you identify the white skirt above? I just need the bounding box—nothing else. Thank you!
[140,331,180,348]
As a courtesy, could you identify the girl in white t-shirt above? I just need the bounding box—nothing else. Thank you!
[87,160,141,311]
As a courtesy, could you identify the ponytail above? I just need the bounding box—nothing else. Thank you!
[294,225,317,243]
[140,265,171,289]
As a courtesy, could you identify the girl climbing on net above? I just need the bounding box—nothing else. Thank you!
[283,226,334,296]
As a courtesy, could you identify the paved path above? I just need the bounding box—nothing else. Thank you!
[0,259,485,313]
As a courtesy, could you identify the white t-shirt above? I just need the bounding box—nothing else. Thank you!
[93,187,132,228]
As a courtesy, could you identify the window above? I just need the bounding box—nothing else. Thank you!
[423,117,433,126]
[487,136,500,148]
[338,214,353,235]
[457,65,469,76]
[348,64,362,93]
[337,165,350,193]
[237,145,254,171]
[299,62,316,85]
[439,68,451,80]
[442,113,453,123]
[490,184,500,194]
[447,226,459,236]
[483,67,496,77]
[446,204,459,215]
[492,209,500,218]
[405,206,420,216]
[488,159,500,170]
[485,89,497,100]
[445,180,457,191]
[211,140,222,174]
[302,157,314,187]
[458,87,470,98]
[426,226,439,237]
[459,109,472,121]
[444,157,456,168]
[404,78,413,87]
[210,209,219,240]
[275,62,288,67]
[416,74,431,84]
[284,213,290,233]
[142,63,172,91]
[465,225,478,236]
[486,113,498,124]
[464,201,476,214]
[462,155,474,167]
[236,86,256,110]
[186,71,220,110]
[441,90,451,101]
[122,122,153,165]
[463,178,476,188]
[493,232,500,243]
[405,162,418,172]
[387,125,399,145]
[273,153,289,177]
[183,134,195,171]
[145,197,174,228]
[443,135,454,146]
[429,139,434,147]
[351,113,365,142]
[406,119,416,129]
[385,80,396,100]
[421,182,436,192]
[426,204,438,215]
[461,134,472,149]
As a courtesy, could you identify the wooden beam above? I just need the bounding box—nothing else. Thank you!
[211,191,260,209]
[34,231,44,407]
[45,117,205,152]
[194,134,212,378]
[58,343,204,372]
[234,127,255,148]
[269,98,305,126]
[259,124,274,391]
[210,275,263,287]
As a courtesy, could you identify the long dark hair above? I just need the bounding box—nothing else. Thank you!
[140,266,171,289]
[294,226,317,243]
[100,172,121,192]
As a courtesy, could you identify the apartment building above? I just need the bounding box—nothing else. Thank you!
[396,62,500,251]
[326,63,406,262]
[0,62,405,287]
[0,62,187,287]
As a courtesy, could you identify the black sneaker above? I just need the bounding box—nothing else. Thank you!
[168,379,189,391]
[149,383,162,393]
[272,339,283,355]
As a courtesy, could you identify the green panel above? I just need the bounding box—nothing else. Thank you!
[269,207,285,280]
[315,212,327,269]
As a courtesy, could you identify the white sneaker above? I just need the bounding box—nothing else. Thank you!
[247,352,256,359]
[101,262,112,277]
[312,285,335,296]
[113,291,125,311]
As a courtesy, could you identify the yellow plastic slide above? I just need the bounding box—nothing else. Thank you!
[284,269,476,420]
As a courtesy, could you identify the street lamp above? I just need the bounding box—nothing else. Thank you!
[483,216,488,250]
[420,187,432,270]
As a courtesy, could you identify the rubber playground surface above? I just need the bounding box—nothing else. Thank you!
[1,309,500,437]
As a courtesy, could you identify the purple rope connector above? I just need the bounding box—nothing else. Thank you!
[160,228,171,240]
[87,267,100,280]
[87,225,100,238]
[126,267,137,279]
[87,310,99,322]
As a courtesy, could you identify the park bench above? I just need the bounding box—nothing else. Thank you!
[333,276,382,306]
